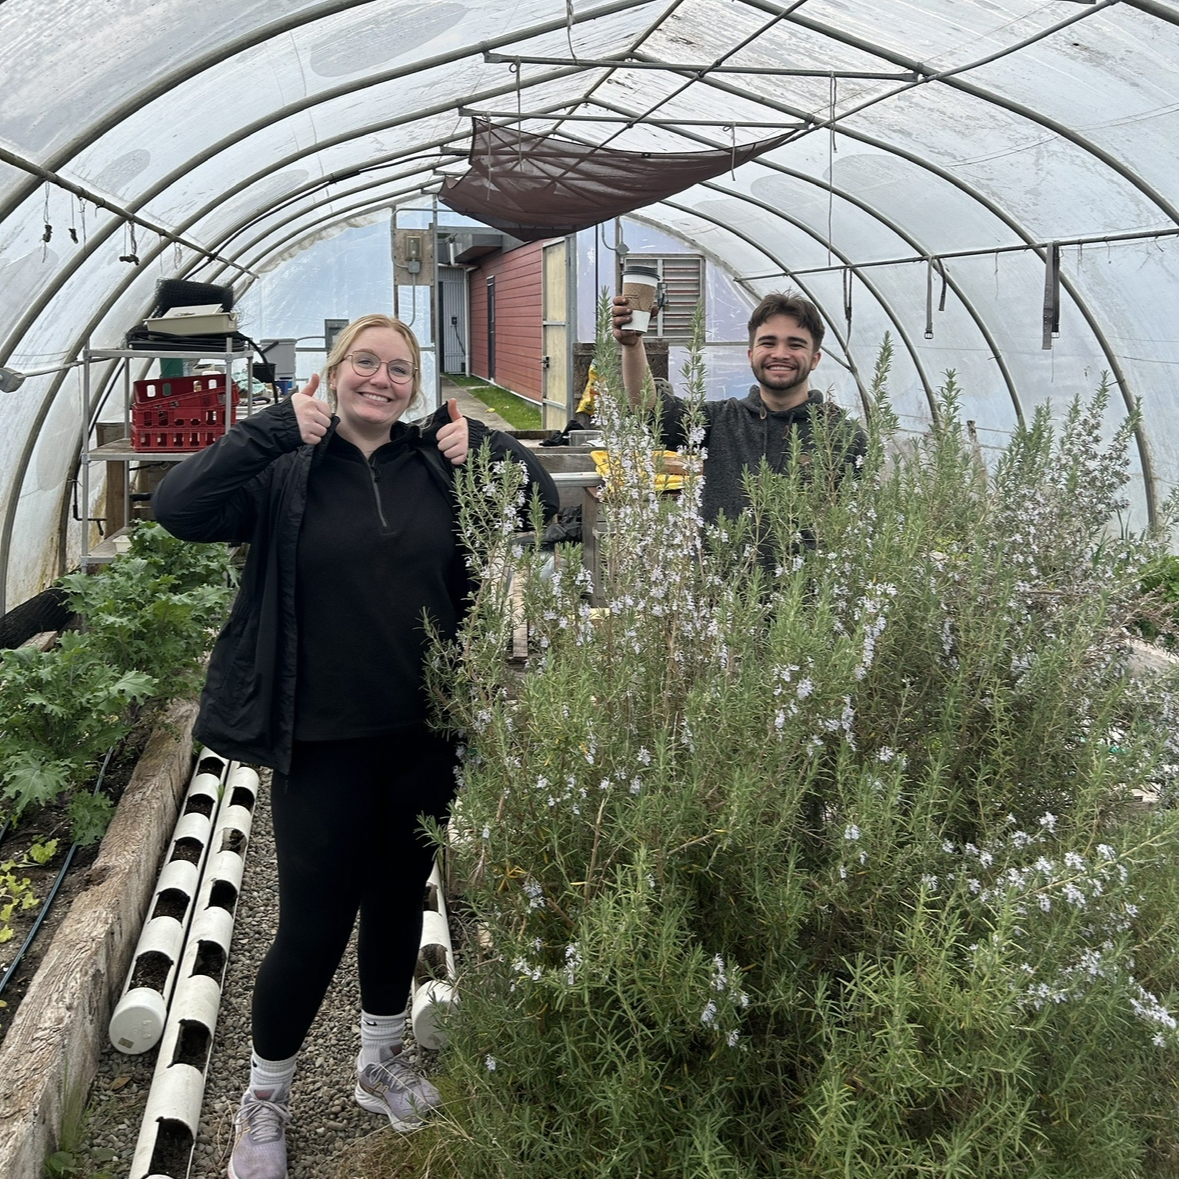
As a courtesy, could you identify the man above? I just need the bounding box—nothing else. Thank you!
[612,291,866,524]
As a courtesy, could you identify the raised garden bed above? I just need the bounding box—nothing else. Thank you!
[0,697,199,1178]
[0,709,157,1045]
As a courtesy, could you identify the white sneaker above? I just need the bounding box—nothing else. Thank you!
[227,1089,290,1179]
[354,1055,441,1131]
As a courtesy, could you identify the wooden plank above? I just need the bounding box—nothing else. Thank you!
[89,439,193,462]
[509,570,529,663]
[1127,638,1179,678]
[19,631,59,652]
[96,422,128,536]
[0,697,200,1179]
[581,485,604,607]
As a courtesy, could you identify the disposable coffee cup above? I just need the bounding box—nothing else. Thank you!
[621,266,660,334]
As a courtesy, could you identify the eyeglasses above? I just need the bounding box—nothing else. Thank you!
[346,351,416,384]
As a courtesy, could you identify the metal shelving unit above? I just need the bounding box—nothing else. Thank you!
[80,342,254,565]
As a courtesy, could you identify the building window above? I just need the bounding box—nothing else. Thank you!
[624,254,703,339]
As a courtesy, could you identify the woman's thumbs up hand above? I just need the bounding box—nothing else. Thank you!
[292,373,332,445]
[437,397,469,465]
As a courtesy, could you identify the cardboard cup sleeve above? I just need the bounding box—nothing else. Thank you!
[622,272,659,334]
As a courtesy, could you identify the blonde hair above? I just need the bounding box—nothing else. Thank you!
[322,314,424,416]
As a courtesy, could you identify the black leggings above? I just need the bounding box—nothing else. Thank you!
[251,731,457,1061]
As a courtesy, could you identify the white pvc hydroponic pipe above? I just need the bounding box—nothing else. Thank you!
[411,859,457,1050]
[128,764,259,1179]
[109,751,229,1054]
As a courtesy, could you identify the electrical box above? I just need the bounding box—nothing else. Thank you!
[260,338,296,382]
[393,228,435,286]
[324,318,348,356]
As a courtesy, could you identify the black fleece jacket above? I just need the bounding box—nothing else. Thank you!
[152,397,558,772]
[656,386,868,524]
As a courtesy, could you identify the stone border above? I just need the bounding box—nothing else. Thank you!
[0,698,199,1179]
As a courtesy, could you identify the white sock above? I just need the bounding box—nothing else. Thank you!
[248,1048,297,1101]
[358,1009,407,1069]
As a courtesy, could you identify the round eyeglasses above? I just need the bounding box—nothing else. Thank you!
[345,351,416,384]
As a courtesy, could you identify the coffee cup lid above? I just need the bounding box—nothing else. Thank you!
[622,266,659,281]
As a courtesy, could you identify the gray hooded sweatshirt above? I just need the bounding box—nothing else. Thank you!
[655,385,867,524]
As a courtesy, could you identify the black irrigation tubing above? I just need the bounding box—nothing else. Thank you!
[0,744,116,997]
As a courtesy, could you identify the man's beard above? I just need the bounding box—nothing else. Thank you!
[754,360,810,393]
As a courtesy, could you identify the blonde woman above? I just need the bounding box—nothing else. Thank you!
[154,315,557,1179]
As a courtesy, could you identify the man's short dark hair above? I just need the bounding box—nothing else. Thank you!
[747,292,825,350]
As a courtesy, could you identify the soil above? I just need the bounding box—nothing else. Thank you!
[0,710,157,1050]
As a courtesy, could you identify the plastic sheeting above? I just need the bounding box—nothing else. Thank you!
[440,118,793,237]
[1,0,1177,610]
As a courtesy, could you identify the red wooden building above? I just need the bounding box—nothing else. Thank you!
[468,240,546,404]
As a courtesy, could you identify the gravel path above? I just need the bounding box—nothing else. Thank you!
[80,769,430,1178]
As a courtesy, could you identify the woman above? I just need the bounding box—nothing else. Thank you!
[153,315,558,1179]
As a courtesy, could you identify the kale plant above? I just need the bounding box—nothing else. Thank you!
[0,522,235,845]
[0,632,154,843]
[59,521,235,701]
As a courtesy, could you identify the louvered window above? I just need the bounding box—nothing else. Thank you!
[625,255,703,340]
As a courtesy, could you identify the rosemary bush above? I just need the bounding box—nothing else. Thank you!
[425,319,1179,1178]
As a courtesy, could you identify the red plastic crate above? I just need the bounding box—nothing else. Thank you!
[133,373,232,408]
[131,399,227,452]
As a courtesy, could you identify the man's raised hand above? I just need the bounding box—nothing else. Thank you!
[611,293,641,347]
[292,373,332,445]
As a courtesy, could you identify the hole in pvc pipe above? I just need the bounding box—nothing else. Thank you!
[147,1118,194,1177]
[183,793,214,818]
[220,827,246,855]
[229,785,256,811]
[208,879,238,912]
[197,756,224,777]
[129,949,173,992]
[416,943,448,984]
[173,1019,212,1069]
[152,888,191,921]
[192,940,226,980]
[169,837,203,864]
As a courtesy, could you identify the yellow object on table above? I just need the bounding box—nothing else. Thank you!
[591,449,685,493]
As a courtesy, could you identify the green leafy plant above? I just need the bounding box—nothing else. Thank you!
[58,521,235,701]
[42,1062,115,1179]
[43,1152,80,1179]
[65,792,115,850]
[0,522,234,846]
[28,838,58,866]
[0,856,40,943]
[0,633,155,841]
[1135,553,1179,649]
[417,322,1179,1178]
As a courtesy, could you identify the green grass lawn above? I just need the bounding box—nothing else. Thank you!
[446,373,542,431]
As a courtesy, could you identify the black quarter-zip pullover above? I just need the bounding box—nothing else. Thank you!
[152,395,557,772]
[292,428,465,740]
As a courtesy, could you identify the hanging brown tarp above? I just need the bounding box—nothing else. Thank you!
[440,118,793,241]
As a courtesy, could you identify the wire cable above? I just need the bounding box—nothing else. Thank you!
[0,745,116,997]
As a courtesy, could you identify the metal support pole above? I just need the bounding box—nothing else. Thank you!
[483,52,918,80]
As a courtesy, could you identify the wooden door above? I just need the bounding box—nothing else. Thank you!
[541,240,569,431]
[486,276,496,381]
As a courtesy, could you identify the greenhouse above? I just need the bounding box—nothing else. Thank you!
[2,1,1179,1177]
